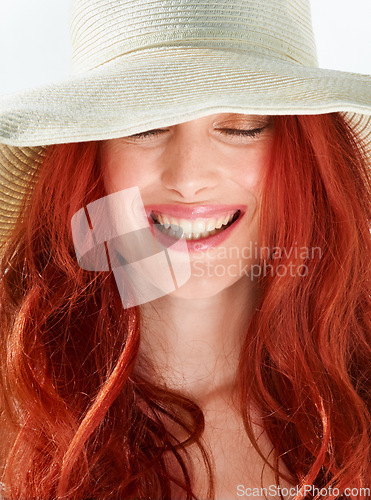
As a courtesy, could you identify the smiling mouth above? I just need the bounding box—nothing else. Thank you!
[150,210,241,240]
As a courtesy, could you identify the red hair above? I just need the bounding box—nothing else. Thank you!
[0,114,370,499]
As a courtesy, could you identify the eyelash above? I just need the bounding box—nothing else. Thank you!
[216,127,266,137]
[129,126,266,140]
[130,129,166,139]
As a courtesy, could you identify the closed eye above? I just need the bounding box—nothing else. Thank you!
[128,129,168,139]
[217,126,266,137]
[213,125,270,144]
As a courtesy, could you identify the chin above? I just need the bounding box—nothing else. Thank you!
[168,271,246,300]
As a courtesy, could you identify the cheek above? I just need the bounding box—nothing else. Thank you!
[102,142,157,194]
[235,151,269,195]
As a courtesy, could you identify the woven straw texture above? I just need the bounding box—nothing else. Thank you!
[0,0,370,243]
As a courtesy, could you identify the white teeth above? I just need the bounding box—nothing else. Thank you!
[162,214,171,228]
[179,218,193,235]
[152,210,239,240]
[192,219,206,234]
[215,216,224,229]
[206,218,217,231]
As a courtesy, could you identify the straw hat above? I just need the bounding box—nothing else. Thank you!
[0,0,370,242]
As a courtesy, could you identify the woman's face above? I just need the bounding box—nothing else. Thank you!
[102,113,274,299]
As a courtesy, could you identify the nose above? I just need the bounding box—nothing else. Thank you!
[160,128,219,200]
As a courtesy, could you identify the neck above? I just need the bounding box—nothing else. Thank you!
[138,276,258,404]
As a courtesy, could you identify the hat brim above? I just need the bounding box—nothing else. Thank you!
[0,47,370,243]
[0,47,370,146]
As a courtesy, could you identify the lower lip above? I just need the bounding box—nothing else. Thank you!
[149,211,244,252]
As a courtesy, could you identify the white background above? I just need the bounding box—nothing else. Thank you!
[0,0,370,96]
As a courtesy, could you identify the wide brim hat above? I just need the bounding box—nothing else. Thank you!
[0,0,370,242]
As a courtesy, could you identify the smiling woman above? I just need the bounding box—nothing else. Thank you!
[0,1,370,500]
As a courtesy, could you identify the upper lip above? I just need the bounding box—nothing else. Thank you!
[145,204,245,220]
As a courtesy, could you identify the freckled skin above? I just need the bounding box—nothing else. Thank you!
[102,113,274,299]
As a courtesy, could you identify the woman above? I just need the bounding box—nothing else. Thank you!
[0,0,370,499]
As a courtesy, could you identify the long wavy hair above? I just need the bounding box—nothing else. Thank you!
[0,113,370,499]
